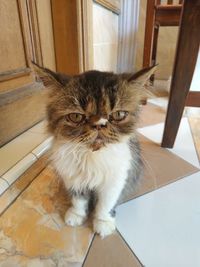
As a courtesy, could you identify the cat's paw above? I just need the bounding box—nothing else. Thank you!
[93,217,116,238]
[65,208,86,226]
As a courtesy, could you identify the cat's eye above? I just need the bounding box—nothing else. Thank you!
[110,111,128,121]
[67,113,86,123]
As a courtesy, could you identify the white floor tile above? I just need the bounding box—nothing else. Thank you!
[116,171,200,267]
[148,97,168,110]
[185,107,200,117]
[32,136,53,158]
[148,97,190,116]
[0,178,9,196]
[190,50,200,91]
[2,154,37,186]
[138,117,200,168]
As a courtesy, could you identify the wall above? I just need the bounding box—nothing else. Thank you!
[135,0,179,80]
[117,0,139,73]
[93,2,119,72]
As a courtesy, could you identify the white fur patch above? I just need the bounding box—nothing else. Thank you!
[51,139,132,193]
[51,138,132,236]
[93,217,116,238]
[65,208,86,226]
[95,118,108,125]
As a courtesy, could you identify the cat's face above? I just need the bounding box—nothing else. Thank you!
[33,64,156,151]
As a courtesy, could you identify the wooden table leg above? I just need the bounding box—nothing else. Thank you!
[161,0,200,148]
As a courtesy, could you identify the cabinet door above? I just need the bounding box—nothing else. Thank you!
[0,0,56,146]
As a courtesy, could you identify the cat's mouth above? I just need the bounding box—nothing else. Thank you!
[90,134,105,152]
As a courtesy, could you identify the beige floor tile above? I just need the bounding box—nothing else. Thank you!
[0,129,49,176]
[118,134,199,204]
[138,103,166,128]
[189,116,200,162]
[0,166,93,266]
[140,134,199,189]
[83,233,142,267]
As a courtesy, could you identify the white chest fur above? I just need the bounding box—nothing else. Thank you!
[51,140,132,192]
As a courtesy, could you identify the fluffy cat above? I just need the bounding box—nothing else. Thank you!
[33,63,156,237]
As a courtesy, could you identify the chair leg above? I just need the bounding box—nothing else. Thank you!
[143,0,156,68]
[150,25,159,84]
[152,25,159,66]
[143,0,156,105]
[161,0,200,148]
[186,92,200,107]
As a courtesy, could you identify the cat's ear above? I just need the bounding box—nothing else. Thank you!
[127,65,158,85]
[118,65,158,105]
[31,61,71,88]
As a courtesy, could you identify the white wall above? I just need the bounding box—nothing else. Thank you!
[93,3,119,72]
[117,0,139,73]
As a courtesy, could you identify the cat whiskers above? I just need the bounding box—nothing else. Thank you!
[140,152,157,185]
[106,124,120,142]
[79,131,97,144]
[56,136,83,160]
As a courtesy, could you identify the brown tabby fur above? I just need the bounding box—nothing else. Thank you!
[32,63,156,151]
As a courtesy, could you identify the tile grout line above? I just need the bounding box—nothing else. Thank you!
[1,153,38,184]
[82,233,96,266]
[116,229,145,267]
[1,137,52,177]
[0,138,52,195]
[138,118,199,168]
[1,153,36,178]
[31,151,39,160]
[0,163,47,217]
[117,169,200,209]
[0,177,10,186]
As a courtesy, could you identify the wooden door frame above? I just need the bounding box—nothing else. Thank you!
[79,0,94,71]
[51,0,121,74]
[51,0,94,75]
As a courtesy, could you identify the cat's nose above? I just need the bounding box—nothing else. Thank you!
[92,124,107,130]
[92,118,108,130]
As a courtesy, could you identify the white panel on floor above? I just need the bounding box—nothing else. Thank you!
[116,171,200,267]
[138,117,200,168]
[148,97,168,110]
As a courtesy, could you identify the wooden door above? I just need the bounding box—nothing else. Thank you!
[0,0,56,146]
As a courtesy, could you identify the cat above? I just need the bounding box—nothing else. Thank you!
[33,63,156,237]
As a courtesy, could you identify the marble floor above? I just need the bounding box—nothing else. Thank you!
[0,101,199,267]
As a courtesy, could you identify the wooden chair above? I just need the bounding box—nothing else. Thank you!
[143,0,183,70]
[143,0,200,148]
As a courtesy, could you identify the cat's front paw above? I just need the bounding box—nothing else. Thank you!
[65,208,86,226]
[93,217,116,238]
